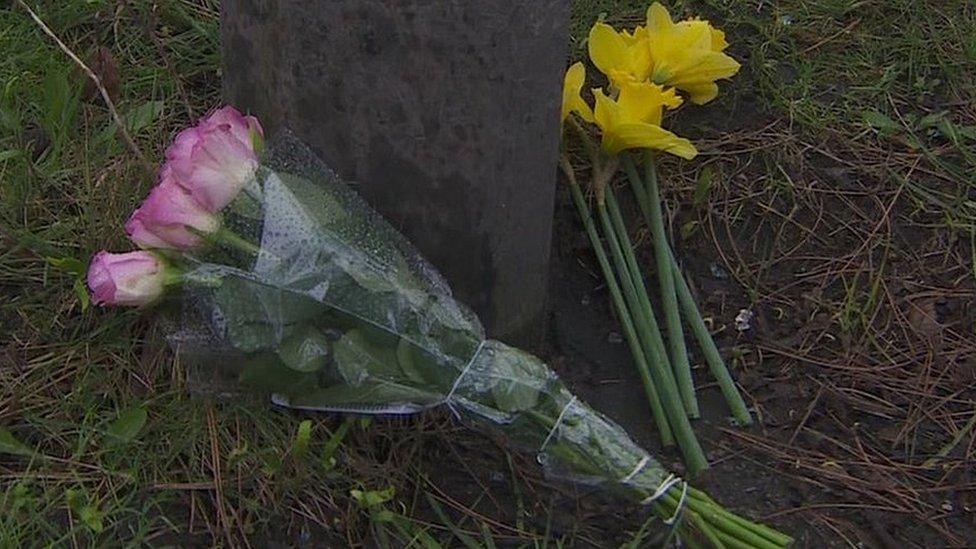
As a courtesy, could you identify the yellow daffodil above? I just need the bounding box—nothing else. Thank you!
[561,62,594,123]
[592,81,697,159]
[588,22,652,88]
[644,2,740,104]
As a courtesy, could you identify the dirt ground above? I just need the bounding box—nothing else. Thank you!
[540,86,976,546]
[2,1,974,546]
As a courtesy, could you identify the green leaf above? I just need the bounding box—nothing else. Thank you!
[917,111,948,130]
[935,118,962,147]
[277,325,330,373]
[45,256,85,274]
[260,449,283,476]
[214,277,322,353]
[73,277,90,312]
[692,166,713,209]
[40,70,79,141]
[680,220,701,241]
[239,352,318,394]
[0,428,34,457]
[334,329,403,384]
[266,171,423,295]
[106,406,147,443]
[124,100,164,134]
[322,417,354,470]
[280,381,441,413]
[488,345,546,413]
[863,110,901,135]
[396,338,431,385]
[351,487,395,508]
[46,257,90,311]
[292,420,312,458]
[66,489,104,533]
[425,493,482,549]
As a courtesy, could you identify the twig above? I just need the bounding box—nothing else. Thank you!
[16,0,153,175]
[206,406,234,545]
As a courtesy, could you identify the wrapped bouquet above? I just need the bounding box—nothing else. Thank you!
[87,107,790,548]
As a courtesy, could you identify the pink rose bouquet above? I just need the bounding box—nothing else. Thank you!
[85,107,789,549]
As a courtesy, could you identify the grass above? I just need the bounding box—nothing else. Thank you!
[1,0,975,546]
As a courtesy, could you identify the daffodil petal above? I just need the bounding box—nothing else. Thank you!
[710,28,729,52]
[620,25,648,46]
[588,23,630,80]
[617,81,682,126]
[646,2,674,32]
[602,122,698,159]
[644,4,738,102]
[561,62,594,122]
[592,87,616,131]
[683,82,720,105]
[668,52,740,86]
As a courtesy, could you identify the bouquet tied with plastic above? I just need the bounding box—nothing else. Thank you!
[88,107,791,548]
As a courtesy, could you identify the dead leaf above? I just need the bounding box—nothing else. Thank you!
[82,47,120,103]
[906,296,943,349]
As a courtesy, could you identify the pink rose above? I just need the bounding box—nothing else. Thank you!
[126,168,220,250]
[165,106,263,211]
[87,250,171,306]
[199,106,263,147]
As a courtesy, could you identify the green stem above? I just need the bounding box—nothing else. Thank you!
[669,246,753,425]
[213,227,262,256]
[525,409,790,548]
[597,199,708,475]
[567,181,675,446]
[644,151,699,417]
[604,189,674,398]
[623,157,651,219]
[624,154,752,425]
[685,488,793,547]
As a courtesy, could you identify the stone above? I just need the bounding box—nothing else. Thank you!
[221,0,569,347]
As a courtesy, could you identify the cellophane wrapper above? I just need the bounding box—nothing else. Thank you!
[170,132,670,499]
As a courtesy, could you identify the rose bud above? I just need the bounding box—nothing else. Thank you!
[87,250,174,307]
[125,167,220,250]
[165,106,263,211]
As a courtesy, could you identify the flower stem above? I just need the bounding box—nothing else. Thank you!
[604,189,673,398]
[524,398,791,548]
[562,162,674,447]
[213,227,262,257]
[596,198,708,475]
[669,246,753,425]
[623,155,752,425]
[644,151,699,417]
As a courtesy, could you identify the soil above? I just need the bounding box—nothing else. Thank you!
[544,182,822,546]
[525,88,976,546]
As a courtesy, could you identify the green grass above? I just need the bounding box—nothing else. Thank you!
[2,0,975,546]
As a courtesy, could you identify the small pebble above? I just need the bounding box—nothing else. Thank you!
[735,309,754,331]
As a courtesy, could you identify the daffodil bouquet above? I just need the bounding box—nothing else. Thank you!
[87,106,789,547]
[559,2,752,475]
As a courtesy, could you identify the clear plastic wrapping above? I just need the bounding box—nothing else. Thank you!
[171,131,671,498]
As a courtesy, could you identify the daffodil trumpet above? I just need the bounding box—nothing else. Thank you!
[644,2,741,105]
